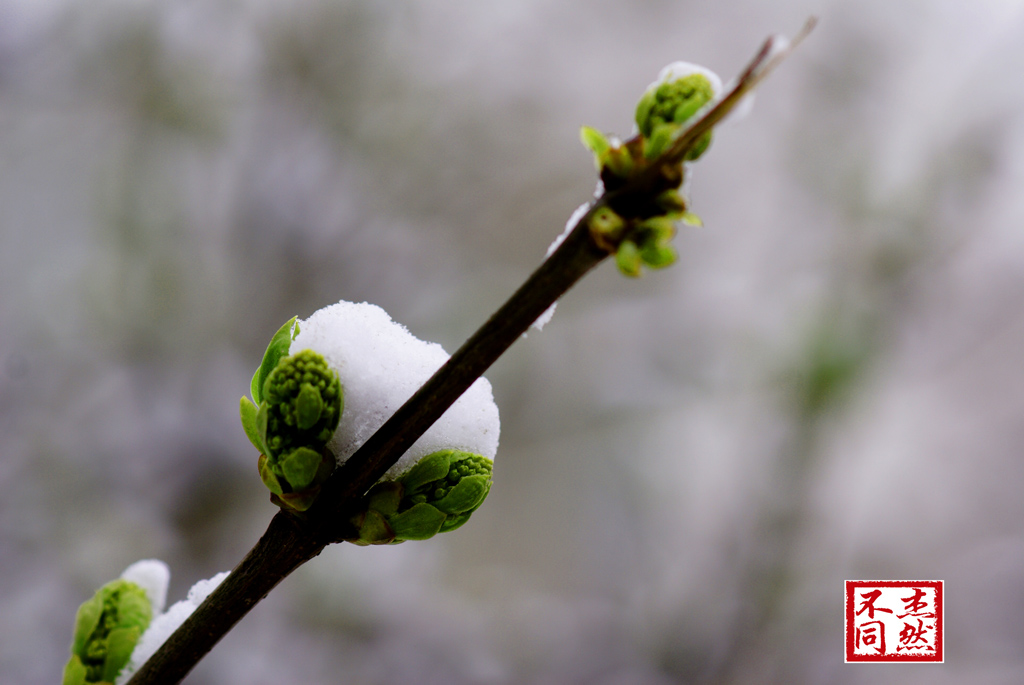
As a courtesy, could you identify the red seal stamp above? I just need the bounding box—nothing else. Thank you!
[845,580,943,663]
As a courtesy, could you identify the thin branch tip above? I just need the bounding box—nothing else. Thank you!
[795,16,819,44]
[750,16,817,84]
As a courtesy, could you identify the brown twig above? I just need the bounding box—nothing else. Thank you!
[126,21,813,684]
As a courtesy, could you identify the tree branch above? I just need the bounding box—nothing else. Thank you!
[126,22,813,684]
[126,206,607,685]
[124,512,323,684]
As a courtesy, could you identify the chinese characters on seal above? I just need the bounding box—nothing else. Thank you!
[845,580,943,663]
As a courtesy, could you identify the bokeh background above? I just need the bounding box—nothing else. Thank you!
[3,0,1024,683]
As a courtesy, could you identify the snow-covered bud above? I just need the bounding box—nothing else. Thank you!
[63,560,169,685]
[243,301,500,529]
[635,62,720,161]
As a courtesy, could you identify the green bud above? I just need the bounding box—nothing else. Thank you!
[631,216,679,270]
[616,239,643,277]
[244,324,344,510]
[263,350,342,455]
[65,579,153,685]
[636,73,716,138]
[580,125,641,180]
[347,450,494,545]
[247,348,343,504]
[403,451,492,507]
[587,64,722,281]
[588,206,626,245]
[634,71,717,163]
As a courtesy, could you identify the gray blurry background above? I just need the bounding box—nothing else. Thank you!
[3,0,1023,683]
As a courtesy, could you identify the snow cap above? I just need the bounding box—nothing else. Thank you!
[653,61,757,125]
[647,61,723,96]
[120,559,170,616]
[116,571,230,684]
[291,301,500,479]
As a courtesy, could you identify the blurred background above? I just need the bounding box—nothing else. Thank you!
[2,0,1023,683]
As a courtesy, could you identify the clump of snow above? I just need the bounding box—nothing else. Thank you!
[647,61,723,97]
[116,570,230,685]
[291,301,500,479]
[765,34,791,63]
[186,571,230,604]
[634,61,757,131]
[531,304,556,331]
[120,559,169,615]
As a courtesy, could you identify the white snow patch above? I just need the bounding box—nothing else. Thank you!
[291,301,500,478]
[632,61,728,135]
[117,570,230,684]
[186,571,230,605]
[546,202,590,257]
[647,61,723,98]
[531,304,556,331]
[765,34,791,63]
[120,559,169,616]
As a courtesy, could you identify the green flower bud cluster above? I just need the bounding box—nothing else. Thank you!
[262,350,342,456]
[576,165,702,278]
[578,68,715,278]
[634,73,716,161]
[240,317,342,511]
[348,449,493,545]
[63,580,152,685]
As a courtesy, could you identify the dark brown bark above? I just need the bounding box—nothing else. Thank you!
[125,23,812,684]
